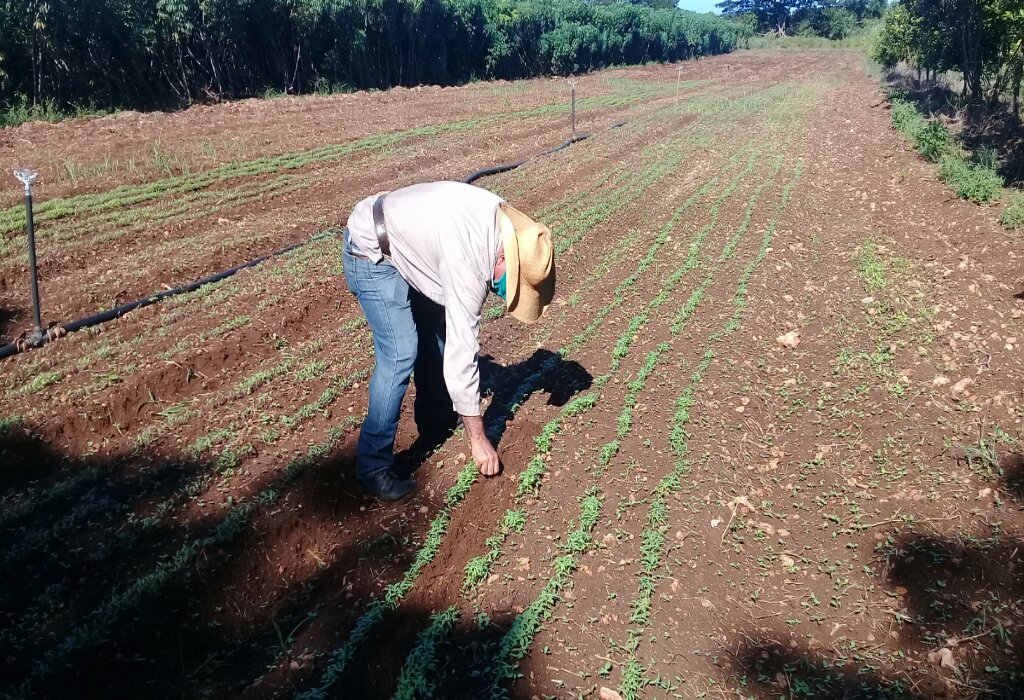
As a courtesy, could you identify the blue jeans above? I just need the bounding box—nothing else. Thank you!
[342,229,457,480]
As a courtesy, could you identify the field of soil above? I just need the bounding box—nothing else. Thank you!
[1,50,1023,699]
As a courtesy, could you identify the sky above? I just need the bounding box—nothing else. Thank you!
[677,0,722,13]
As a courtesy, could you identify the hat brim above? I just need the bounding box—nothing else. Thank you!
[498,203,554,325]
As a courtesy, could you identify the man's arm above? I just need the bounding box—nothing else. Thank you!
[437,258,499,476]
[462,415,500,476]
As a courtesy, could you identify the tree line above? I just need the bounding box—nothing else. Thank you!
[716,0,886,41]
[0,0,745,115]
[872,0,1024,110]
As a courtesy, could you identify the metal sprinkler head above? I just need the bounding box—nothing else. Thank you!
[14,168,38,196]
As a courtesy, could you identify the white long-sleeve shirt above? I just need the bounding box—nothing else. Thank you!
[346,181,505,416]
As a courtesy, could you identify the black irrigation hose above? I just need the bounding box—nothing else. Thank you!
[464,134,587,184]
[1,120,626,361]
[0,238,311,360]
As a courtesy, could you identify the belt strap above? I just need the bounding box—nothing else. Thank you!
[372,195,391,258]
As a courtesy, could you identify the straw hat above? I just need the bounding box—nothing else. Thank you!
[497,203,555,324]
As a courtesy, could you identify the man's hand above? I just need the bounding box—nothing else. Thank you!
[462,415,501,477]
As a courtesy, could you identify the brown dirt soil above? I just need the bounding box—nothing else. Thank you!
[1,50,1022,700]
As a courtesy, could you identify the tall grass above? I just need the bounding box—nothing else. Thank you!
[1,97,110,129]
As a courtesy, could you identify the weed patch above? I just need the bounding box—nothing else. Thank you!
[939,154,1003,204]
[1001,193,1024,230]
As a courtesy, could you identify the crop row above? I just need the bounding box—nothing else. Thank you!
[0,121,706,669]
[390,391,600,700]
[2,77,798,695]
[0,80,675,236]
[618,157,803,698]
[0,79,703,302]
[6,99,676,400]
[1,345,375,652]
[385,141,772,699]
[0,175,307,267]
[514,127,726,335]
[294,343,603,697]
[5,418,360,697]
[5,236,350,403]
[2,318,364,530]
[446,136,795,699]
[485,490,603,699]
[3,79,739,401]
[290,133,758,697]
[492,145,792,700]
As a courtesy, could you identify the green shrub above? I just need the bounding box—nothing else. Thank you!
[1,97,63,128]
[815,7,858,40]
[890,99,952,162]
[0,96,108,128]
[1001,193,1024,230]
[914,120,953,162]
[974,146,999,170]
[890,98,923,135]
[939,155,1004,204]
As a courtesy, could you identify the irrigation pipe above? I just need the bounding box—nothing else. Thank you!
[0,120,627,361]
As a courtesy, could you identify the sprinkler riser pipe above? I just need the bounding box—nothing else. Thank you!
[570,84,577,141]
[24,191,44,346]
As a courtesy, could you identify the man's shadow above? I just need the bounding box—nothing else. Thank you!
[480,348,593,443]
[395,349,592,474]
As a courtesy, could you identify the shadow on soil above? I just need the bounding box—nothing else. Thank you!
[888,71,1024,186]
[481,348,593,438]
[0,424,398,697]
[724,451,1024,699]
[394,348,593,478]
[0,349,594,698]
[0,305,21,343]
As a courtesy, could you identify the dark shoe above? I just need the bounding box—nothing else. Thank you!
[358,471,416,501]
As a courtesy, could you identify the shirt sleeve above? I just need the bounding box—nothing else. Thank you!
[438,258,489,416]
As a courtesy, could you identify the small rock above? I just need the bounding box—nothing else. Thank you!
[928,647,956,670]
[951,378,973,396]
[780,554,795,568]
[599,688,624,700]
[776,330,800,349]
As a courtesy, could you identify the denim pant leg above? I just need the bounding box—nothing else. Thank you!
[342,231,418,480]
[410,289,458,434]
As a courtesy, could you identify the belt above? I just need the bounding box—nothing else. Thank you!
[372,195,391,258]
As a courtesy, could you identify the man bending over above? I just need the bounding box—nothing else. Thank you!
[342,181,555,501]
